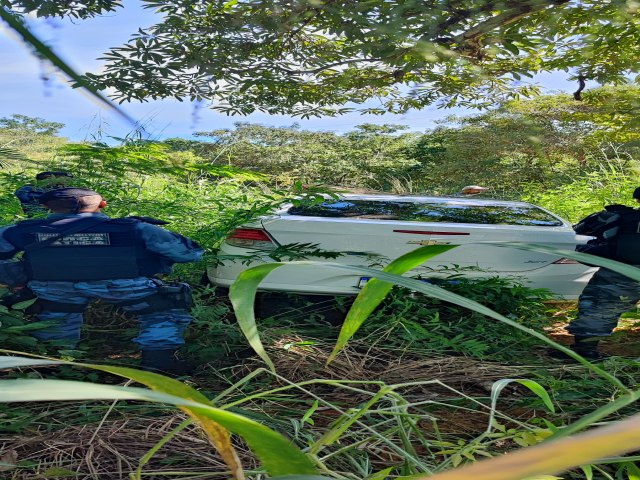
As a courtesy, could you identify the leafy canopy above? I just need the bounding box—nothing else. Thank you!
[6,0,640,117]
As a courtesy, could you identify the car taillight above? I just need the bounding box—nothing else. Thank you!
[226,228,277,249]
[553,257,580,264]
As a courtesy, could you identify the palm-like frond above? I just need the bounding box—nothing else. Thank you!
[0,145,28,167]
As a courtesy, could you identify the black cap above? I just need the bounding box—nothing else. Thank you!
[39,188,101,204]
[35,171,73,180]
[633,187,640,200]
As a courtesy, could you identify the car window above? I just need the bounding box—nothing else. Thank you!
[288,200,563,226]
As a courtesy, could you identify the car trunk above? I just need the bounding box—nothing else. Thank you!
[260,215,577,276]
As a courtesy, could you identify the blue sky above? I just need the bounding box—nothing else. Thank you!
[0,1,583,141]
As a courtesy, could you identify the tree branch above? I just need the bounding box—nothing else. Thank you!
[450,0,570,44]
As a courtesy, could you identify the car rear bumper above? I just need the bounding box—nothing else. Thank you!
[209,262,598,299]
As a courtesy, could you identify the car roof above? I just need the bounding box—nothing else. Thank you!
[336,193,538,208]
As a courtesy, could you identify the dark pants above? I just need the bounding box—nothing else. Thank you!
[28,277,193,350]
[568,268,640,337]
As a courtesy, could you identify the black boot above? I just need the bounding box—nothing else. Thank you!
[140,349,191,376]
[548,336,607,361]
[570,336,606,360]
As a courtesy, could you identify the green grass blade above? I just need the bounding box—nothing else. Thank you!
[0,355,317,477]
[228,261,627,393]
[0,146,28,165]
[229,263,283,372]
[269,477,335,480]
[132,419,192,480]
[328,244,456,363]
[488,379,555,433]
[228,246,454,371]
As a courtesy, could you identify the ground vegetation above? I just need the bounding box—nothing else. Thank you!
[1,98,640,478]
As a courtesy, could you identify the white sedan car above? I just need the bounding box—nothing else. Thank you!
[209,194,597,299]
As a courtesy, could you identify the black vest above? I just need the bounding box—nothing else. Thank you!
[4,216,164,281]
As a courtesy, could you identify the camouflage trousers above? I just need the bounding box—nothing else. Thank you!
[568,268,640,337]
[28,277,193,350]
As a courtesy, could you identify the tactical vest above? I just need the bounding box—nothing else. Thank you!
[3,217,164,281]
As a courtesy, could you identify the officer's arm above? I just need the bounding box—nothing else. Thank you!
[0,227,18,260]
[137,223,204,263]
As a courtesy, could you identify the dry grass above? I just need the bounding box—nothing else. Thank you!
[0,414,254,480]
[233,338,531,401]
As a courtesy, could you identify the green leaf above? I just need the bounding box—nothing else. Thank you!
[625,461,640,480]
[301,400,319,425]
[368,466,395,479]
[228,260,626,393]
[579,465,593,480]
[503,42,520,55]
[0,356,317,478]
[229,263,282,372]
[41,467,79,477]
[328,244,456,363]
[488,379,555,433]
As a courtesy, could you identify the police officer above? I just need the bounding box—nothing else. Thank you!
[567,187,640,359]
[14,171,74,216]
[0,188,204,374]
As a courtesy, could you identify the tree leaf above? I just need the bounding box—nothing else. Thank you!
[328,244,456,363]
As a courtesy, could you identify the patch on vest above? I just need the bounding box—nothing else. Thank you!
[36,233,111,246]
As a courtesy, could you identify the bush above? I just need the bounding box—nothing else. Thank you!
[359,277,553,360]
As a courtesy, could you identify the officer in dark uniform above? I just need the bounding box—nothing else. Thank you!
[568,187,640,359]
[14,171,74,216]
[0,188,204,374]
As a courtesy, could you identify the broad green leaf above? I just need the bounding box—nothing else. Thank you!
[580,465,593,480]
[368,466,395,479]
[0,356,244,478]
[229,263,282,371]
[228,261,626,392]
[488,379,555,433]
[41,467,79,477]
[229,245,454,370]
[0,355,317,478]
[625,461,640,480]
[329,244,456,363]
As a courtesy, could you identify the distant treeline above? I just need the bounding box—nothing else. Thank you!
[2,86,640,223]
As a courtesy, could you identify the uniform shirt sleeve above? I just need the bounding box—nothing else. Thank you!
[137,223,204,263]
[0,226,18,260]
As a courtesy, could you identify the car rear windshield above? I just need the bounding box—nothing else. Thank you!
[288,200,563,226]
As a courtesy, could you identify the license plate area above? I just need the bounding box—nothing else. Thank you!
[357,276,452,289]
